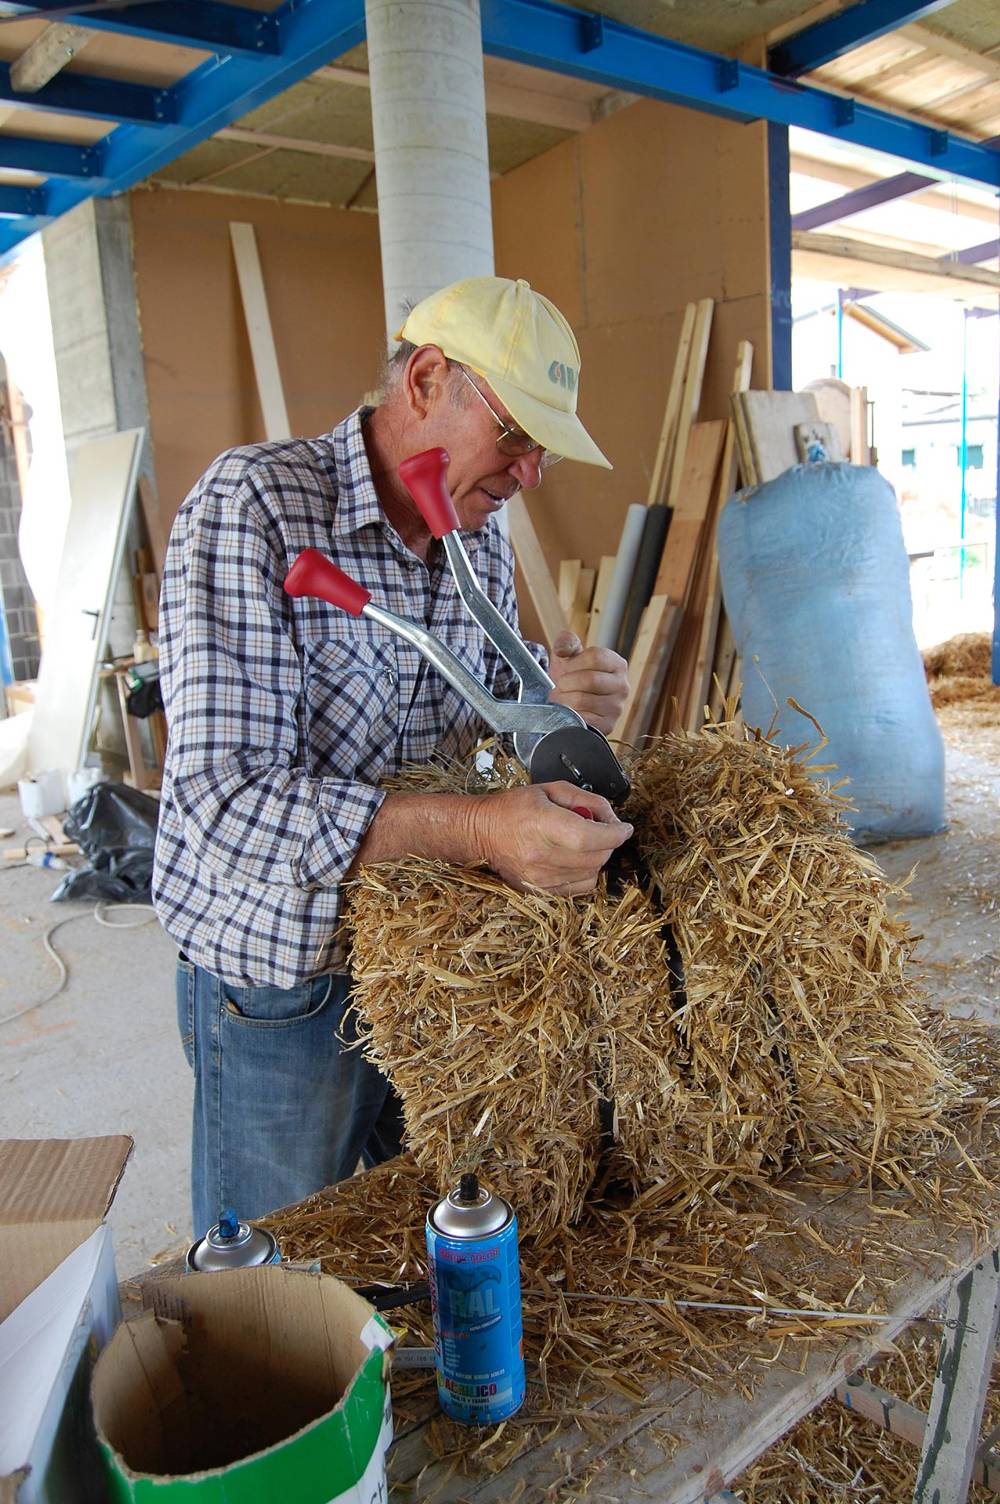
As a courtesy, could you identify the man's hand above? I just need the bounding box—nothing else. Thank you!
[548,630,628,736]
[470,781,632,896]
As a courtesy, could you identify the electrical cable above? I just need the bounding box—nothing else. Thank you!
[0,900,157,1029]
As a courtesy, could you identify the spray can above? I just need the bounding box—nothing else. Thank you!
[185,1209,281,1272]
[425,1173,525,1425]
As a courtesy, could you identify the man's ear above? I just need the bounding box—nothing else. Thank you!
[404,344,451,419]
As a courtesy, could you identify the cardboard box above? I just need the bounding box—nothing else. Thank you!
[92,1267,394,1503]
[0,1136,133,1504]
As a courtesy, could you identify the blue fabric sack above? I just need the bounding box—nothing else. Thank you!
[717,462,945,843]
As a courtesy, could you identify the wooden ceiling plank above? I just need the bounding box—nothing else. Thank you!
[814,34,925,87]
[829,47,941,94]
[9,22,93,94]
[309,59,593,132]
[905,22,1000,84]
[926,74,1000,112]
[793,229,1000,296]
[217,125,374,163]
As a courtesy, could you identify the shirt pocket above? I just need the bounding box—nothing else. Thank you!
[303,636,398,781]
[435,629,495,760]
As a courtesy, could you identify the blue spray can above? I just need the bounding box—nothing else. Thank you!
[425,1173,525,1425]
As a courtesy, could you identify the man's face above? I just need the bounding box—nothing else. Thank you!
[436,369,546,532]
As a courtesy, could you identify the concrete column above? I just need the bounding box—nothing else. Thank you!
[365,0,494,340]
[41,197,155,659]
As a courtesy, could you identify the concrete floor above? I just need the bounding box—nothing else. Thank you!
[1,709,997,1282]
[0,787,191,1277]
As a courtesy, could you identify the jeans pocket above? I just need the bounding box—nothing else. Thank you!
[175,953,196,1068]
[221,973,338,1028]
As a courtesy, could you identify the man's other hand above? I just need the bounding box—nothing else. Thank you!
[547,630,628,736]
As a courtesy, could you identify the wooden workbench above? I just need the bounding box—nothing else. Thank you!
[379,1195,1000,1502]
[126,735,1000,1501]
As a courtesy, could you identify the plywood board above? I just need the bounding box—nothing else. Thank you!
[738,389,820,483]
[27,429,144,777]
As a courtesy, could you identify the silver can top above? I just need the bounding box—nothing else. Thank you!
[186,1210,279,1271]
[429,1173,512,1238]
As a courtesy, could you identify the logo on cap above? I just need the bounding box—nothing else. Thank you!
[548,360,577,392]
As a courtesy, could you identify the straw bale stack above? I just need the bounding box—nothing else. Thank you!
[345,715,961,1237]
[923,631,1000,710]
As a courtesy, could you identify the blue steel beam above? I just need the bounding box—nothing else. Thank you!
[940,239,1000,265]
[1,3,283,60]
[0,135,104,181]
[0,60,173,124]
[0,185,45,216]
[0,0,365,259]
[479,0,1000,191]
[769,0,957,79]
[792,171,932,230]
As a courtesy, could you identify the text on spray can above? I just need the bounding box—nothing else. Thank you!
[425,1173,525,1425]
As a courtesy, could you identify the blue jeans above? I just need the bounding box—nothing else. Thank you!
[176,956,404,1237]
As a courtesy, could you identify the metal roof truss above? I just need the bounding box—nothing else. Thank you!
[0,0,997,257]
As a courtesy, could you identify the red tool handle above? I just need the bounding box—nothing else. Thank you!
[398,447,460,539]
[283,549,372,617]
[572,806,595,820]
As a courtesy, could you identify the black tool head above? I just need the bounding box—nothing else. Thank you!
[528,725,631,803]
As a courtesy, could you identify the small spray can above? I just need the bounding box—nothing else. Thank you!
[425,1173,525,1425]
[185,1209,281,1272]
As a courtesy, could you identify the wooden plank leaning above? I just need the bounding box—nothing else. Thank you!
[507,495,568,647]
[685,340,754,732]
[646,302,697,510]
[615,420,725,746]
[230,222,292,442]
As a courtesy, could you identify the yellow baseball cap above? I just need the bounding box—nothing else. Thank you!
[396,276,611,469]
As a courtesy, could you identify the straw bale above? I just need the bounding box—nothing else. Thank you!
[626,725,959,1196]
[924,631,1000,718]
[347,862,673,1234]
[345,718,960,1238]
[923,631,992,683]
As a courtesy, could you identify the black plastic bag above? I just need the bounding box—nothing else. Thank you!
[126,675,164,718]
[52,782,159,902]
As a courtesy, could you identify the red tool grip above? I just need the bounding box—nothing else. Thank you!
[398,447,460,539]
[283,549,372,617]
[572,806,595,820]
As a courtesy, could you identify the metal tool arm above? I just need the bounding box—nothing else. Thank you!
[283,550,585,740]
[363,601,580,736]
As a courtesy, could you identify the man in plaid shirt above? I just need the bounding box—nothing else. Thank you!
[155,277,631,1236]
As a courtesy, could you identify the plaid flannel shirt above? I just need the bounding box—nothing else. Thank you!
[153,408,546,987]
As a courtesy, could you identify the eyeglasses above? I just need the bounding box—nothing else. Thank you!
[457,367,562,469]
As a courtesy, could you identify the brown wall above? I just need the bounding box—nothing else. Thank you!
[130,95,771,628]
[491,97,772,642]
[129,187,385,565]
